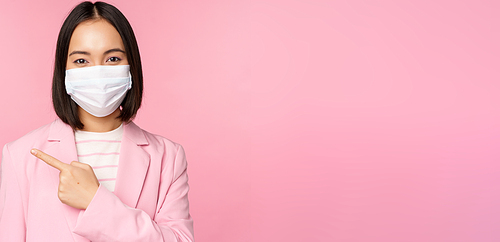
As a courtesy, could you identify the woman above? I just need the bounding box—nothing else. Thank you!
[0,2,194,241]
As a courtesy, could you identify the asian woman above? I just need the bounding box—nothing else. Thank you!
[0,2,194,241]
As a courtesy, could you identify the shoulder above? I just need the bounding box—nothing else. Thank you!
[124,121,185,154]
[146,130,181,150]
[142,130,187,162]
[2,120,66,170]
[4,120,57,154]
[125,122,188,173]
[136,126,189,177]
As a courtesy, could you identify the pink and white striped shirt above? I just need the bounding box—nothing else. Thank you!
[74,123,123,192]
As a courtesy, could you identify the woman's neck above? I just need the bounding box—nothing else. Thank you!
[77,107,123,132]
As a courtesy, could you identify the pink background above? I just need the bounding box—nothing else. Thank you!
[0,0,498,241]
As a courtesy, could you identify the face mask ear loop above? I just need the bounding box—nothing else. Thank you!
[128,72,133,90]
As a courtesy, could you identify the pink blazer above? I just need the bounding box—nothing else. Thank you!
[0,119,194,241]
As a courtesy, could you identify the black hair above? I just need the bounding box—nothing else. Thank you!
[52,1,143,130]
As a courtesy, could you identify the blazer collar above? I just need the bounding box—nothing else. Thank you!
[47,119,74,142]
[122,121,149,146]
[47,119,149,146]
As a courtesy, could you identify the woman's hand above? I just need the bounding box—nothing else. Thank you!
[31,149,99,210]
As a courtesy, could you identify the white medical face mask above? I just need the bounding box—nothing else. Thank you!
[65,65,132,117]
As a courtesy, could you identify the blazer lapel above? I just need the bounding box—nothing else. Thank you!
[113,121,150,208]
[43,120,150,234]
[45,119,83,240]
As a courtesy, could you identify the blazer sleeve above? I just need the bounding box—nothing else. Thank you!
[73,144,194,242]
[0,144,27,241]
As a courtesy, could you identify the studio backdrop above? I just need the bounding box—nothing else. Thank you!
[0,0,497,241]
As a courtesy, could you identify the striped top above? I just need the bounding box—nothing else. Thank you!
[74,123,123,192]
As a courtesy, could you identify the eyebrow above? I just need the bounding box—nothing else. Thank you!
[68,48,126,56]
[104,48,126,55]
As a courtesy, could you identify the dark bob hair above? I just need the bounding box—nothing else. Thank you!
[52,1,143,130]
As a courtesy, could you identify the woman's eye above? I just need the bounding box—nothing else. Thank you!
[73,59,88,64]
[107,57,121,62]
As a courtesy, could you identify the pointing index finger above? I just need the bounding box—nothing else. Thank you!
[31,149,70,171]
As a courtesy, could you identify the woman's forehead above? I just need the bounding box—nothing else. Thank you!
[68,19,124,53]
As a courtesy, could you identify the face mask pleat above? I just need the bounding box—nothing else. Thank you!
[65,65,132,117]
